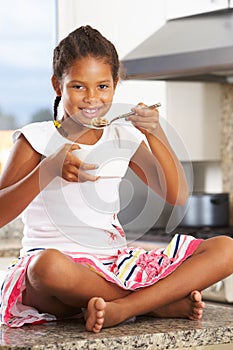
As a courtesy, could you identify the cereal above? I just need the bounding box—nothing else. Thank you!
[91,117,109,127]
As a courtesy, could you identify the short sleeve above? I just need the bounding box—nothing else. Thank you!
[12,121,70,157]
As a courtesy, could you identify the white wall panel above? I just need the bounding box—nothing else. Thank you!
[57,0,166,58]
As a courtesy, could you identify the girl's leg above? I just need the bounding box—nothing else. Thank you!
[23,248,131,317]
[148,290,205,320]
[23,247,203,322]
[85,236,233,332]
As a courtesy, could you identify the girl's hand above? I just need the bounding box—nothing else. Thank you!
[44,144,99,183]
[128,102,160,135]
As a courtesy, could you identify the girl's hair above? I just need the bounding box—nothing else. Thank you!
[52,25,120,127]
[53,25,120,82]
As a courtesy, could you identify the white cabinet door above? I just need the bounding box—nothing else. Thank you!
[165,82,221,161]
[230,0,233,7]
[166,0,228,20]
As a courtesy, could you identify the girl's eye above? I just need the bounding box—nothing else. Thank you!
[73,85,83,90]
[99,84,108,89]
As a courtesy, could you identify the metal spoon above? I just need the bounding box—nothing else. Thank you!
[83,102,161,129]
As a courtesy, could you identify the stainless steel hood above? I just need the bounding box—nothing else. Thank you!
[122,10,233,82]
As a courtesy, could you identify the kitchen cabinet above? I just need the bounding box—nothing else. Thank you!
[165,82,221,161]
[165,0,229,20]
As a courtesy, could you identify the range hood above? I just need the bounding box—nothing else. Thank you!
[122,10,233,82]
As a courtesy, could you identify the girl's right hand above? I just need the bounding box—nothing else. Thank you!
[45,144,99,183]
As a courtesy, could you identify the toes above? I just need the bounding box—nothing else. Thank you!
[190,290,202,302]
[189,303,204,320]
[92,325,102,333]
[95,297,106,312]
[85,297,106,333]
[193,307,203,317]
[188,307,203,320]
[93,322,103,333]
[188,291,205,320]
[96,310,105,319]
[189,314,202,321]
[96,317,104,325]
[92,312,104,333]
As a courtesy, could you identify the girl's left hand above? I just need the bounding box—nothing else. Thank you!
[128,102,160,134]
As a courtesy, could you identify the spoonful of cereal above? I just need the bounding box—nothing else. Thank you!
[85,102,161,129]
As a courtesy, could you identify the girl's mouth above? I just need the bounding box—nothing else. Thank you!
[81,107,101,119]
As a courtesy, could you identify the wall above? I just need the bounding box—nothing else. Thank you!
[57,0,166,57]
[166,81,223,195]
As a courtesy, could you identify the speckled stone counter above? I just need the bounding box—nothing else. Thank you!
[1,302,233,350]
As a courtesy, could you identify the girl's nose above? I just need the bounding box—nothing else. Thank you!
[83,89,99,104]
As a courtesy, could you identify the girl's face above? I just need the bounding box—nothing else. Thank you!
[54,56,118,126]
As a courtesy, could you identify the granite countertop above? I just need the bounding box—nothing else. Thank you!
[0,302,233,350]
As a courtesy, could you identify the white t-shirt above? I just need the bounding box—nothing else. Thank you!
[14,121,146,257]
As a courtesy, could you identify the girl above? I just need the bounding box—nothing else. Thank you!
[0,25,233,332]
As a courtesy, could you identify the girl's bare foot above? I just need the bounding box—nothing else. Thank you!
[85,291,205,333]
[85,297,127,332]
[85,297,106,333]
[150,290,205,320]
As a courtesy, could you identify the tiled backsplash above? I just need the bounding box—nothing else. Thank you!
[221,84,233,225]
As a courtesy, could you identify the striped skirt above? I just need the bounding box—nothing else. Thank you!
[0,234,202,327]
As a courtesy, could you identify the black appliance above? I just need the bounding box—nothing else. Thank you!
[177,192,229,228]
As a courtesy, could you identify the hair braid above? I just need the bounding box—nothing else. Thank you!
[53,95,61,122]
[53,96,68,136]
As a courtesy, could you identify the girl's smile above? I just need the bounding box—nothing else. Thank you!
[80,107,104,120]
[59,56,117,125]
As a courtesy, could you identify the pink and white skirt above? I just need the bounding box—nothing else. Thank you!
[0,234,202,327]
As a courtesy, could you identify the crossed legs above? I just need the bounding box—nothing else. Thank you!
[23,236,233,332]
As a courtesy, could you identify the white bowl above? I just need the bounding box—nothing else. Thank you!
[73,148,132,178]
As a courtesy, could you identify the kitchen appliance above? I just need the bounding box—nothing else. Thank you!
[122,9,233,82]
[177,192,230,227]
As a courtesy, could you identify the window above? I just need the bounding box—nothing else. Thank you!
[0,0,56,172]
[0,0,56,130]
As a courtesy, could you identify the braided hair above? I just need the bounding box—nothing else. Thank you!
[52,25,120,127]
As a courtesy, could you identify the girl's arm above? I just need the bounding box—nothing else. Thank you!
[0,134,99,228]
[128,105,189,206]
[0,135,50,227]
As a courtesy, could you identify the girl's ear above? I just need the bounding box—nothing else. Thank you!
[51,75,62,95]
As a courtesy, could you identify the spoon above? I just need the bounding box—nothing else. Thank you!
[83,102,161,129]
